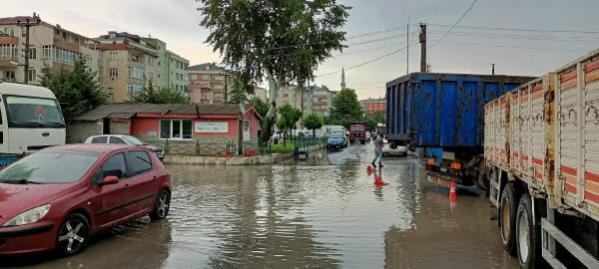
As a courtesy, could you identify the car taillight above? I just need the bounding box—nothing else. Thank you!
[451,162,462,170]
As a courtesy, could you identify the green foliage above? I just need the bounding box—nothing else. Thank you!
[329,88,364,128]
[229,73,254,104]
[247,97,268,119]
[270,141,296,154]
[39,57,106,123]
[198,0,350,142]
[366,110,386,131]
[128,83,189,104]
[278,104,303,130]
[303,113,323,137]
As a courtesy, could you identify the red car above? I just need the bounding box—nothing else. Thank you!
[0,144,171,256]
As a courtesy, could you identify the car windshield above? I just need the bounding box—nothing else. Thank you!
[4,96,65,128]
[121,136,145,145]
[350,125,365,131]
[0,151,100,184]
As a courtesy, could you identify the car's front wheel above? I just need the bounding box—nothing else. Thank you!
[56,213,90,256]
[150,190,171,220]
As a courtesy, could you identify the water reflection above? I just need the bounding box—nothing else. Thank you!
[5,146,517,269]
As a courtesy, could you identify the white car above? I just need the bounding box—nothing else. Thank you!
[85,134,165,160]
[382,139,408,157]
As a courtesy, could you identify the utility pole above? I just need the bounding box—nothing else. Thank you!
[492,63,495,75]
[419,23,427,73]
[406,23,409,74]
[17,13,40,85]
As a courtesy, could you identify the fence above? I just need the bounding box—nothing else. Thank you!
[163,139,271,157]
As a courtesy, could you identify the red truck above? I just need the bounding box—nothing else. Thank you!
[349,122,367,144]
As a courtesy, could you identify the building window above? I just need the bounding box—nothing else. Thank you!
[0,44,17,60]
[41,45,79,64]
[28,48,36,60]
[4,28,15,37]
[191,74,198,80]
[160,119,192,139]
[130,67,145,79]
[110,52,118,61]
[110,68,118,77]
[27,69,36,82]
[107,87,114,103]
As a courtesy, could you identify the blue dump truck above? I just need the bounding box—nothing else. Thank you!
[386,73,534,189]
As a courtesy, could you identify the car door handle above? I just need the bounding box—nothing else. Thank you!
[124,184,130,188]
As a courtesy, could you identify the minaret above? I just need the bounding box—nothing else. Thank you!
[341,67,346,90]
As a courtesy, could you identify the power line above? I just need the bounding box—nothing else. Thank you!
[427,23,599,35]
[346,25,408,39]
[434,40,590,52]
[427,30,599,43]
[315,41,417,78]
[429,0,479,48]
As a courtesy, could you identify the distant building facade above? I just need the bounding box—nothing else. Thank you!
[0,15,100,84]
[307,85,336,117]
[250,86,268,102]
[360,97,386,115]
[95,32,190,103]
[187,63,234,104]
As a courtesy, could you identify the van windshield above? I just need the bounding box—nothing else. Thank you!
[4,96,65,128]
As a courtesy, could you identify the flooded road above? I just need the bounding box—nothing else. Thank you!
[4,145,518,268]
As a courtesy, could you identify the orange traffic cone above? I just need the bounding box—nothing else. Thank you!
[374,177,384,186]
[367,165,374,175]
[449,181,458,201]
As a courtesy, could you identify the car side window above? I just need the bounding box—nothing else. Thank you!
[125,151,153,177]
[91,136,107,144]
[101,153,127,179]
[109,137,126,144]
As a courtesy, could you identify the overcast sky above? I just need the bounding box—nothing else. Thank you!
[3,0,599,99]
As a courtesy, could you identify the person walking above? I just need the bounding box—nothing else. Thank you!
[372,134,384,168]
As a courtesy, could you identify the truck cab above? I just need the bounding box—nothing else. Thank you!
[349,122,367,144]
[0,83,65,164]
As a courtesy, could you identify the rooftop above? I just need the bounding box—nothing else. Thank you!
[75,103,244,121]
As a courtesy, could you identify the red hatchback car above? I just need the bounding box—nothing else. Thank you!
[0,144,171,256]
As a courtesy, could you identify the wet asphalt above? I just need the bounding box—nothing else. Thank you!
[2,144,518,269]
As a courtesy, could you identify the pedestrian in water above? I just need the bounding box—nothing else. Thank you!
[372,134,384,168]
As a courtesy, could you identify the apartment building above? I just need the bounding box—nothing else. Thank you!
[95,32,190,103]
[250,86,268,102]
[166,50,189,93]
[0,14,100,84]
[187,63,234,104]
[360,97,386,115]
[308,85,336,117]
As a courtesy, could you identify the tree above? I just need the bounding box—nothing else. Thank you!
[198,0,350,143]
[229,73,254,104]
[128,83,189,104]
[247,97,268,119]
[330,88,364,128]
[366,110,386,131]
[40,57,106,123]
[277,104,303,145]
[303,113,323,138]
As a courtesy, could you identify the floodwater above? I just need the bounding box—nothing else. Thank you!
[3,145,518,269]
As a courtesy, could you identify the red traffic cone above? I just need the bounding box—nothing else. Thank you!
[367,165,374,175]
[374,177,384,186]
[449,181,458,201]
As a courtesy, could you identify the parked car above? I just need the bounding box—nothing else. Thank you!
[0,144,171,256]
[85,135,164,160]
[382,138,408,157]
[327,132,347,151]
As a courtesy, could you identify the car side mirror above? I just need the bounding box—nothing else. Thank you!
[101,175,119,186]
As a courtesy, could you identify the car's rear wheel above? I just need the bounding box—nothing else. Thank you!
[56,213,90,256]
[150,189,171,220]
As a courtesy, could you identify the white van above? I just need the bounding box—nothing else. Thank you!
[0,83,65,155]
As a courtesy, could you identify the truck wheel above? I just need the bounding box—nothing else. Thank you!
[500,183,518,256]
[516,193,542,269]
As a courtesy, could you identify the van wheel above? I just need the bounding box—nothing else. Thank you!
[150,190,171,220]
[516,193,543,269]
[500,183,518,256]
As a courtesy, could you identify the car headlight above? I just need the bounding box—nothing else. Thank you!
[2,204,51,227]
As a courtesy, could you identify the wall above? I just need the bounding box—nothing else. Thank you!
[67,121,102,143]
[109,119,130,135]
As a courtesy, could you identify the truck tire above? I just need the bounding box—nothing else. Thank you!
[500,183,518,256]
[516,193,543,269]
